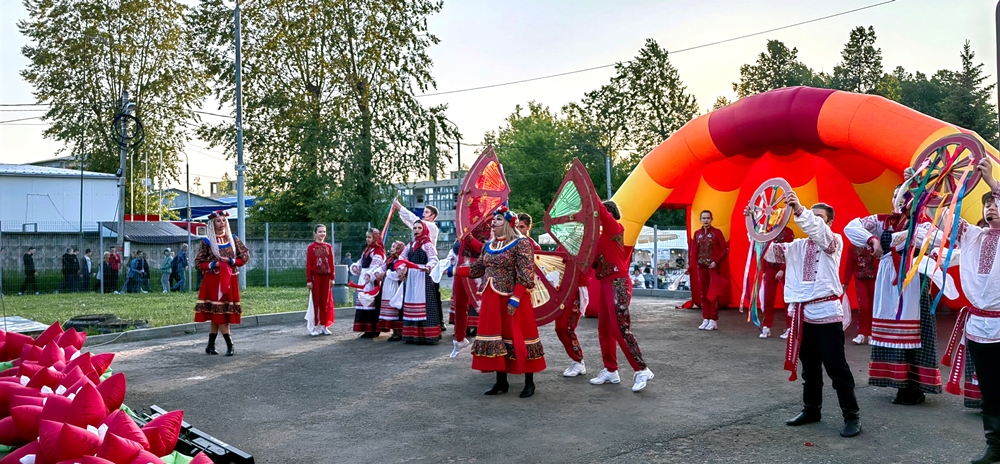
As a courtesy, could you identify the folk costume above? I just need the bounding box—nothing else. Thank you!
[351,230,387,337]
[941,190,1000,463]
[446,240,481,357]
[841,242,877,344]
[693,224,728,328]
[764,207,860,437]
[844,214,943,403]
[588,202,654,392]
[555,267,594,377]
[760,227,795,338]
[306,240,335,334]
[377,242,406,338]
[195,211,250,356]
[455,207,544,398]
[398,221,441,344]
[397,206,445,333]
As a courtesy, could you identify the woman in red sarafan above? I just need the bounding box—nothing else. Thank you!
[455,206,544,398]
[306,224,335,336]
[195,211,250,356]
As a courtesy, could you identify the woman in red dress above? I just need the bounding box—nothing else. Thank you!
[195,211,250,356]
[306,224,335,336]
[455,206,544,398]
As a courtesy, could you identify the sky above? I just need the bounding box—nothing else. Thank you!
[1,0,998,193]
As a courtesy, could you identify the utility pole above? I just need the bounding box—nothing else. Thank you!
[429,117,437,181]
[605,138,613,200]
[117,90,129,258]
[234,0,247,290]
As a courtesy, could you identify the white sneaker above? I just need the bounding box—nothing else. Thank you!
[450,338,471,358]
[698,319,709,330]
[706,320,718,331]
[779,329,790,339]
[589,368,621,385]
[852,334,866,345]
[563,361,587,377]
[759,327,771,339]
[17,292,22,296]
[309,328,320,337]
[162,290,168,294]
[632,368,654,392]
[321,326,332,336]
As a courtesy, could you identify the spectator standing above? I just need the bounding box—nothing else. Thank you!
[59,247,80,293]
[342,252,353,265]
[643,267,655,289]
[171,244,189,292]
[81,249,93,292]
[160,248,174,293]
[108,246,121,294]
[18,247,38,296]
[97,251,109,293]
[139,252,151,293]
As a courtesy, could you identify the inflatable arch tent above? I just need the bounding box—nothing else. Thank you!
[611,86,1000,310]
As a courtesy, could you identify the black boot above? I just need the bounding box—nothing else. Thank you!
[223,333,235,356]
[892,387,926,405]
[972,414,1000,464]
[786,406,821,426]
[840,410,861,438]
[520,373,535,398]
[205,333,219,355]
[485,372,509,395]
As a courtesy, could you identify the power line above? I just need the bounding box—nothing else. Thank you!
[416,0,896,98]
[0,116,43,124]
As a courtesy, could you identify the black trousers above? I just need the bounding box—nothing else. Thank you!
[800,322,860,419]
[969,340,1000,417]
[19,275,36,293]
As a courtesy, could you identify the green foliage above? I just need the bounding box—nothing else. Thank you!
[19,0,207,218]
[832,26,883,94]
[938,41,999,147]
[189,0,455,224]
[733,40,828,98]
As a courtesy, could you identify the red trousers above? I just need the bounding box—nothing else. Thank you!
[597,278,646,372]
[698,265,720,321]
[554,290,586,362]
[852,277,875,336]
[453,276,473,342]
[761,265,782,328]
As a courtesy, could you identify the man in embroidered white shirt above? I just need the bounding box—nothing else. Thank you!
[394,199,445,333]
[750,192,861,438]
[942,157,1000,464]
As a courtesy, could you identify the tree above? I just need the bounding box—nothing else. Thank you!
[19,0,206,216]
[712,96,732,110]
[732,40,826,98]
[190,0,455,223]
[217,172,236,196]
[832,26,883,94]
[938,41,999,147]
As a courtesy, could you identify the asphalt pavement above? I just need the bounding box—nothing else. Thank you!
[99,297,983,463]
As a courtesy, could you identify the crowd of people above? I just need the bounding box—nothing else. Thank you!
[11,244,191,295]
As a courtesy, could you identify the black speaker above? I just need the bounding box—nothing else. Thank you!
[133,405,255,464]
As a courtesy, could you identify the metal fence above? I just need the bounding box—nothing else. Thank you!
[0,220,439,295]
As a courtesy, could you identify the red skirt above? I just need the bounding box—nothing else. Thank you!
[470,286,545,375]
[311,275,335,327]
[194,271,242,325]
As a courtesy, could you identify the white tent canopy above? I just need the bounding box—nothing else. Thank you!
[537,227,687,249]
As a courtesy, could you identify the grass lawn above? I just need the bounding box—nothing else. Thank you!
[0,285,453,329]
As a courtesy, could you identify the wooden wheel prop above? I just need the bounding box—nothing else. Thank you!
[543,158,602,271]
[456,145,510,239]
[900,133,985,210]
[745,178,793,242]
[530,249,580,326]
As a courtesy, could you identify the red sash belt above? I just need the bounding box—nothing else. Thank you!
[785,295,841,381]
[942,306,1000,395]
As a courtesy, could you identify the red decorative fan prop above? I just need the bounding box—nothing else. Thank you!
[530,249,580,326]
[456,146,510,239]
[543,158,601,271]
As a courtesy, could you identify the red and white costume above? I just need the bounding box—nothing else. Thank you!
[306,241,335,330]
[693,226,727,320]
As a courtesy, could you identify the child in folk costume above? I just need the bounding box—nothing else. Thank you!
[515,212,593,378]
[195,210,251,357]
[306,224,335,336]
[397,221,442,344]
[844,200,943,406]
[351,228,387,339]
[588,200,654,392]
[693,210,728,330]
[841,242,877,345]
[754,193,861,438]
[454,206,544,398]
[942,157,1000,464]
[760,226,795,339]
[377,241,407,341]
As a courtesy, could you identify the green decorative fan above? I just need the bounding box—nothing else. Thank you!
[543,158,601,272]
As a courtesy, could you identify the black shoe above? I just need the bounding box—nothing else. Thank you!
[484,383,510,395]
[972,446,1000,464]
[223,334,234,356]
[519,383,535,398]
[786,411,821,426]
[206,334,219,355]
[892,389,926,405]
[441,325,447,332]
[225,346,235,356]
[387,335,402,342]
[841,419,862,437]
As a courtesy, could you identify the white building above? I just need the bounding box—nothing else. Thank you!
[0,164,118,233]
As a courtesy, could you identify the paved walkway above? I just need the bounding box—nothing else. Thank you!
[98,297,983,463]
